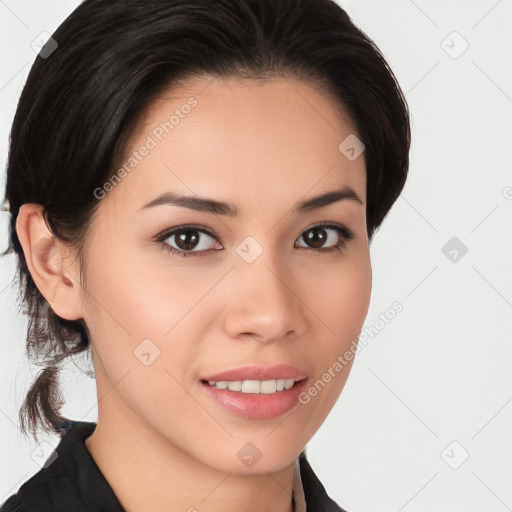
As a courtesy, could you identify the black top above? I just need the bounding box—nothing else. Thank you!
[1,421,348,512]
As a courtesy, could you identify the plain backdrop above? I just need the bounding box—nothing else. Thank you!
[1,1,511,511]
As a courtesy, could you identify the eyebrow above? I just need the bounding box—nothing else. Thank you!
[139,185,363,216]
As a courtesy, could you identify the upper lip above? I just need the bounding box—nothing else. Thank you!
[201,364,309,382]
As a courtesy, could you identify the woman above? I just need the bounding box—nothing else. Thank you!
[0,0,410,510]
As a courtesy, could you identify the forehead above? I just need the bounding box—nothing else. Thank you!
[102,75,366,218]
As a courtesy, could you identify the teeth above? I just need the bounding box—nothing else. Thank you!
[206,378,297,393]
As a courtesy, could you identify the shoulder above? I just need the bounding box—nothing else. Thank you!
[0,421,105,512]
[299,451,351,512]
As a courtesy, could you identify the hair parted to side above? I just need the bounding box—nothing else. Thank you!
[2,0,410,441]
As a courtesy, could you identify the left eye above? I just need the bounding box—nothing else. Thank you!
[156,222,353,258]
[295,224,352,251]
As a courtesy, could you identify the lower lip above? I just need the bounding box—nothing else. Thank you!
[199,378,309,419]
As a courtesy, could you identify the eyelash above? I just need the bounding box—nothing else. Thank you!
[155,222,354,258]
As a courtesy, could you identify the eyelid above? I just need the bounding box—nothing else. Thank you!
[156,222,353,241]
[301,221,354,239]
[155,223,217,241]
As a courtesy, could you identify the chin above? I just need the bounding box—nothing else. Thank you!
[197,436,305,475]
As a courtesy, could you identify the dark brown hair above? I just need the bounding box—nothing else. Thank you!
[2,0,410,441]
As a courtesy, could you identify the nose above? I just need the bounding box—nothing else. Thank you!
[221,248,308,343]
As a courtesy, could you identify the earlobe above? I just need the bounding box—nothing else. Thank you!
[15,203,84,321]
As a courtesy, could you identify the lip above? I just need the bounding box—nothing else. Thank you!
[199,376,309,419]
[201,364,309,382]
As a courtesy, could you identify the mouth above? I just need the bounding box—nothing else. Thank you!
[199,376,310,419]
[201,378,305,394]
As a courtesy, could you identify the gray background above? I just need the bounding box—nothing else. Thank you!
[1,1,511,510]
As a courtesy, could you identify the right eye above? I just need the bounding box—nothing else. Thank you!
[156,225,223,257]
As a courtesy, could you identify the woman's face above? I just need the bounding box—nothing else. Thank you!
[79,75,371,473]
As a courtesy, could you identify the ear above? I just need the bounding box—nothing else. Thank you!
[15,203,84,321]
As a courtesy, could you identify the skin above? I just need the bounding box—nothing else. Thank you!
[16,75,372,512]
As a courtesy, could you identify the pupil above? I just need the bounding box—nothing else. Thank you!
[306,228,326,248]
[177,230,198,250]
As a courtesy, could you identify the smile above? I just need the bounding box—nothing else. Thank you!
[205,378,300,394]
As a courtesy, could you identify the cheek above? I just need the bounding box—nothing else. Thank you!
[82,248,211,401]
[308,250,372,348]
[84,242,209,340]
[83,255,198,431]
[293,255,371,432]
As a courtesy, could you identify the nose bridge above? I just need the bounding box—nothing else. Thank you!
[221,235,306,341]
